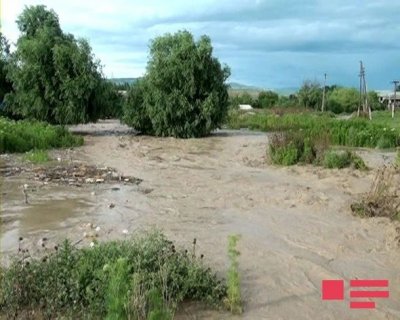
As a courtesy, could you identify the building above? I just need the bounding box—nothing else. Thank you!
[239,104,253,110]
[376,90,400,108]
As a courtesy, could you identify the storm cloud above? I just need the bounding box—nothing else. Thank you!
[3,0,400,89]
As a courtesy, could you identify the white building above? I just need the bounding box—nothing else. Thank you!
[239,104,253,110]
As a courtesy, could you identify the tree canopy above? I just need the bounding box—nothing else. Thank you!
[5,5,114,124]
[123,30,230,138]
[298,80,322,109]
[0,33,12,103]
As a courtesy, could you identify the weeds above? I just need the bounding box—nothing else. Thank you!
[224,234,242,314]
[322,150,367,170]
[351,166,400,220]
[23,149,50,164]
[0,231,227,319]
[0,117,83,153]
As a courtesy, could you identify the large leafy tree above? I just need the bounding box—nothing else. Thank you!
[0,33,12,103]
[124,30,231,138]
[5,5,112,124]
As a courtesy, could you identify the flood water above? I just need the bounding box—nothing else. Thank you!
[1,121,400,319]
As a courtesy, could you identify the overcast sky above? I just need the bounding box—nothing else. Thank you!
[2,0,400,89]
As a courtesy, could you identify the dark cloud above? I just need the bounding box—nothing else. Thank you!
[14,0,398,89]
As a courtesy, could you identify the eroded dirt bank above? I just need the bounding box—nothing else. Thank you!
[2,120,400,319]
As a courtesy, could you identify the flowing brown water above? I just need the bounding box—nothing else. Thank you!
[1,120,400,319]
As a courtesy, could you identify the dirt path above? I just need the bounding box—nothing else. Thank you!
[2,121,400,319]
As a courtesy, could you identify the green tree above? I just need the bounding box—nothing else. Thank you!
[5,5,110,124]
[0,33,12,103]
[277,94,298,108]
[326,87,358,113]
[298,80,322,109]
[258,90,279,108]
[124,30,230,138]
[368,91,384,111]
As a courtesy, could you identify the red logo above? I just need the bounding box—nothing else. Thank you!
[322,279,389,309]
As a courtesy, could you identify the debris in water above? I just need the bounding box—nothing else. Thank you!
[31,163,142,186]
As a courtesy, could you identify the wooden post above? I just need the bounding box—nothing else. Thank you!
[392,80,399,119]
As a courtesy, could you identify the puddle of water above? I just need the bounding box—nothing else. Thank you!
[1,179,93,255]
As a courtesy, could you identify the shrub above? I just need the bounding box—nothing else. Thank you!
[0,117,83,153]
[323,150,352,169]
[0,232,227,319]
[269,131,327,166]
[322,150,367,170]
[123,30,231,138]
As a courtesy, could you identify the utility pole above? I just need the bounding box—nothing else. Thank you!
[321,73,327,112]
[391,80,399,118]
[358,61,371,120]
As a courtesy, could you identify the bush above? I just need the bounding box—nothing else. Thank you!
[123,30,231,138]
[322,150,352,169]
[269,131,327,166]
[0,232,227,319]
[0,117,83,153]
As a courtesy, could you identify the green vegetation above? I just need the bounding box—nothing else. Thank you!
[298,80,322,109]
[322,150,367,170]
[228,111,400,149]
[370,111,400,130]
[4,5,119,124]
[123,30,230,138]
[268,131,368,169]
[224,235,242,314]
[0,34,12,104]
[23,149,50,164]
[0,117,83,153]
[351,166,400,220]
[0,232,227,319]
[269,131,326,166]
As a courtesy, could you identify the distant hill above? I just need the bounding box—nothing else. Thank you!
[228,82,298,96]
[108,78,140,85]
[108,78,298,95]
[228,82,263,91]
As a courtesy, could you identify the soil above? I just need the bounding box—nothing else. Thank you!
[1,119,400,320]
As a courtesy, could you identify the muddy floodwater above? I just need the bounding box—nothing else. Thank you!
[2,120,400,319]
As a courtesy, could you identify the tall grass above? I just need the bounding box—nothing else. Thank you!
[0,117,83,153]
[228,111,400,149]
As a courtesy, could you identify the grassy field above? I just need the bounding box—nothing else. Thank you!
[0,117,83,153]
[227,110,400,149]
[370,110,400,130]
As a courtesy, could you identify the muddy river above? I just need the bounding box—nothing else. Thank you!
[1,120,400,319]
